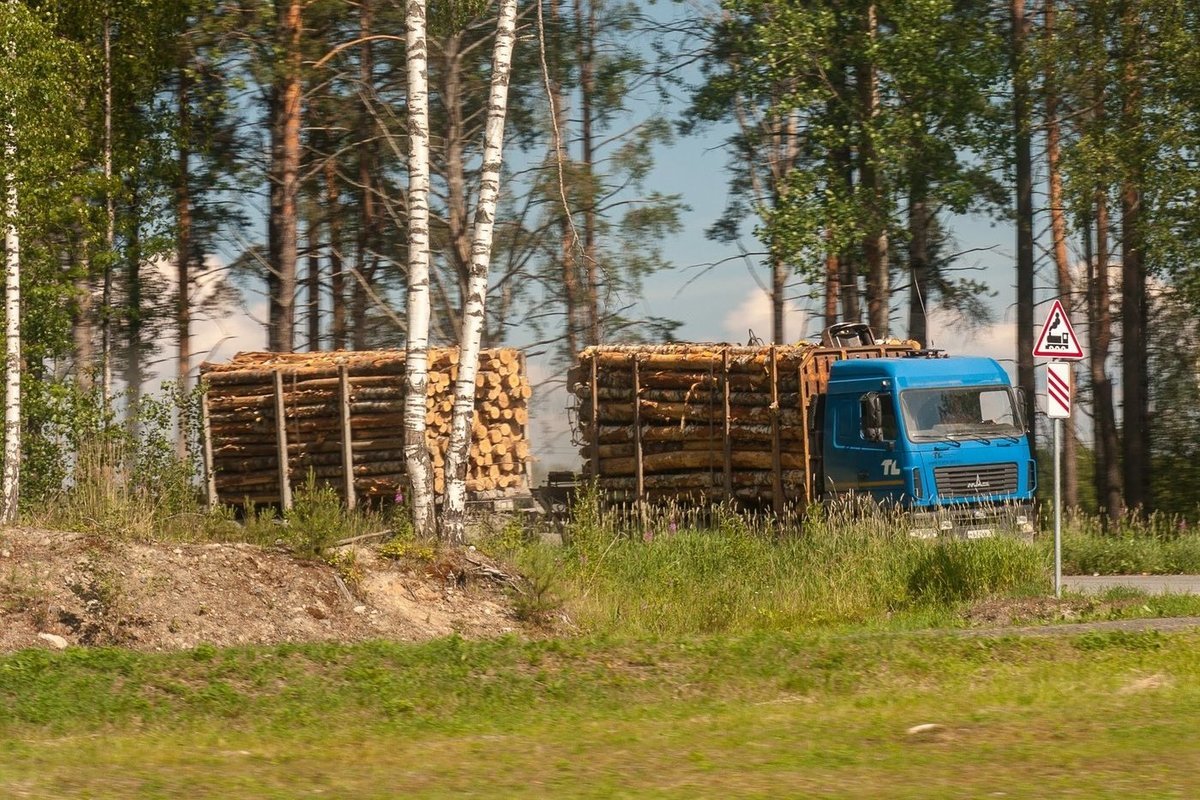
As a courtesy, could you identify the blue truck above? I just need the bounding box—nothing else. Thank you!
[574,323,1037,538]
[818,337,1036,538]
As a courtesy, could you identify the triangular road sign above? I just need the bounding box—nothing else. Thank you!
[1034,299,1083,359]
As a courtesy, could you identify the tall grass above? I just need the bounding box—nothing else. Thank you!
[1061,508,1200,575]
[549,495,1048,636]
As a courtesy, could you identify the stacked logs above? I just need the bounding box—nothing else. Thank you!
[571,341,916,509]
[200,348,533,506]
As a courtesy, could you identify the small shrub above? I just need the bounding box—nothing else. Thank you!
[379,535,437,563]
[512,545,564,623]
[474,514,529,558]
[326,549,365,592]
[1,565,51,628]
[284,473,354,559]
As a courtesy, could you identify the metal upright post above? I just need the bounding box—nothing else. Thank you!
[1054,415,1062,598]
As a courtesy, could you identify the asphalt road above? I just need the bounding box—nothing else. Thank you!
[1064,575,1200,595]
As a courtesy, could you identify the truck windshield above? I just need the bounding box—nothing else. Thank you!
[899,386,1024,442]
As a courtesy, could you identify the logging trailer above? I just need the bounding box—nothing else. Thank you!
[571,324,1037,539]
[198,324,1037,539]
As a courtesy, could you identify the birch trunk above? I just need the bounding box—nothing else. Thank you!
[2,81,19,521]
[442,0,518,544]
[100,14,114,400]
[3,153,17,522]
[404,0,436,536]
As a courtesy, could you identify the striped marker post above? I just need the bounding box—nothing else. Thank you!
[1047,363,1071,597]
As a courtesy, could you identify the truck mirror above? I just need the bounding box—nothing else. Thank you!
[860,392,884,443]
[1014,387,1029,432]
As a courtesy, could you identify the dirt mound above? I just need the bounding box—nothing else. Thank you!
[0,527,532,653]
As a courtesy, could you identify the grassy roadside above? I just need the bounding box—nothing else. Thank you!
[3,630,1200,798]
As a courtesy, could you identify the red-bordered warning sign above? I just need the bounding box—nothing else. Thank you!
[1047,363,1071,417]
[1034,299,1083,359]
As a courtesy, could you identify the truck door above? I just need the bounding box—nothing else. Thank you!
[823,391,906,502]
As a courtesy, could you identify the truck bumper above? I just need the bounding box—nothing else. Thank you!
[906,502,1037,541]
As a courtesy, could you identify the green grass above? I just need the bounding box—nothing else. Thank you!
[8,498,1200,796]
[3,631,1200,797]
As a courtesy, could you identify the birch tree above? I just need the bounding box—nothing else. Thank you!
[0,2,83,519]
[2,21,17,524]
[404,0,437,537]
[442,0,518,544]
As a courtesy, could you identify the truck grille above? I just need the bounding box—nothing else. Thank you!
[933,463,1018,497]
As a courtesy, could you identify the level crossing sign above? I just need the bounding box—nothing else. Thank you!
[1033,299,1083,360]
[1046,363,1071,418]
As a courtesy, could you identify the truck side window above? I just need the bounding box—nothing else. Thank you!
[860,392,897,444]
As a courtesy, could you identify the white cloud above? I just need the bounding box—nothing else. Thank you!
[139,254,266,394]
[924,310,1017,370]
[720,288,807,344]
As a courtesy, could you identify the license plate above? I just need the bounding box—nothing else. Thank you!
[966,529,994,539]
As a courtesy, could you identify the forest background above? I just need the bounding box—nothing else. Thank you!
[1,0,1199,525]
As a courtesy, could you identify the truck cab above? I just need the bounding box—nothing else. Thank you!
[820,354,1037,538]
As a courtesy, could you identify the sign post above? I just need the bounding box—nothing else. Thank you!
[1035,305,1082,599]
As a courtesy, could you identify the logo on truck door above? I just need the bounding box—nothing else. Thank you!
[882,459,901,476]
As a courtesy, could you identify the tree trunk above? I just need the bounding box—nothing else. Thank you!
[324,158,345,350]
[575,0,601,346]
[1012,0,1036,451]
[824,246,839,330]
[176,60,192,460]
[857,3,888,339]
[836,144,859,324]
[352,0,376,350]
[442,0,518,543]
[124,188,143,433]
[1043,0,1077,507]
[306,214,320,351]
[1088,189,1122,523]
[2,108,20,521]
[1119,3,1148,513]
[404,0,437,537]
[73,230,94,389]
[100,13,114,400]
[771,254,786,344]
[442,31,472,312]
[267,0,301,353]
[907,175,930,347]
[545,0,579,357]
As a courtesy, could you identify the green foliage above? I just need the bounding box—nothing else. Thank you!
[905,538,1046,605]
[553,501,1047,636]
[378,535,436,564]
[510,544,563,624]
[28,381,204,537]
[283,472,354,560]
[1061,512,1200,576]
[684,0,1006,312]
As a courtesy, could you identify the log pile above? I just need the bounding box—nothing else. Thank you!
[200,348,533,506]
[571,341,917,509]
